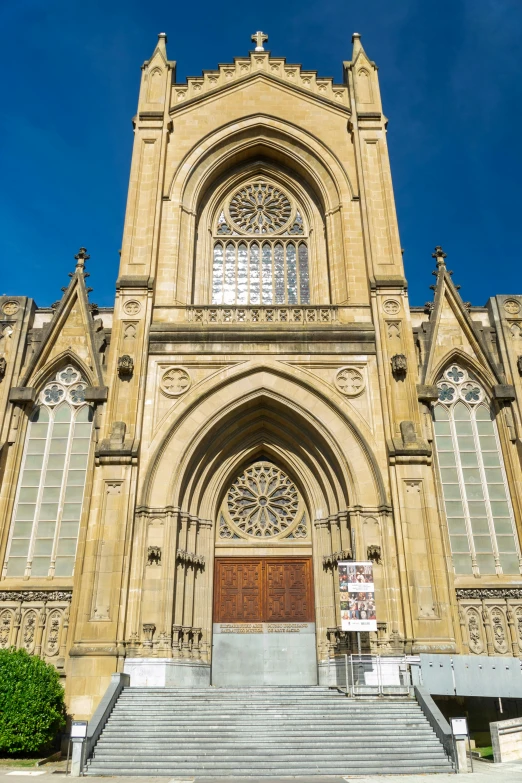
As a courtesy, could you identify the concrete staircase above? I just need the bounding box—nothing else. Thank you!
[86,686,453,776]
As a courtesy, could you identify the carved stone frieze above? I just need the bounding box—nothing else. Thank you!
[0,590,73,602]
[456,588,522,599]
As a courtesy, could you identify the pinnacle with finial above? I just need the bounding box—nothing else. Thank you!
[432,245,447,268]
[74,247,90,273]
[251,31,268,51]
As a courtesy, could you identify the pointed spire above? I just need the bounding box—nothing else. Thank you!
[156,32,167,56]
[74,247,90,274]
[149,32,168,61]
[352,32,364,59]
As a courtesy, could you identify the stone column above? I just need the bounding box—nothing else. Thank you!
[193,519,213,664]
[313,518,334,661]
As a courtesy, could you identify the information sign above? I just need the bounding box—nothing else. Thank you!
[71,720,88,739]
[338,561,377,632]
[451,717,468,737]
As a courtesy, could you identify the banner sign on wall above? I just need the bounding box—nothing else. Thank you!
[338,561,377,632]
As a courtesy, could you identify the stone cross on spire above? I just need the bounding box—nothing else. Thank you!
[251,31,268,51]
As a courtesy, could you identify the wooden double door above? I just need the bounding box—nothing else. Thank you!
[213,557,314,623]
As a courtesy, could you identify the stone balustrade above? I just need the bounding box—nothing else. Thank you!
[187,305,338,324]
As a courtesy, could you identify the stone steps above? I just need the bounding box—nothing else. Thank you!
[86,686,453,776]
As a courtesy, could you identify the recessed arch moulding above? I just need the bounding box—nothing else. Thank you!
[127,369,400,665]
[156,117,362,308]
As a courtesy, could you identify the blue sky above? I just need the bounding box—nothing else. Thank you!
[1,0,521,307]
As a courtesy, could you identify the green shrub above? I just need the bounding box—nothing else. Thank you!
[0,648,66,756]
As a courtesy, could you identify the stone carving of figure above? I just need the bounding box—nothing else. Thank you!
[468,612,482,653]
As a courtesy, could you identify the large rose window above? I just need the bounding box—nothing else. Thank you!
[229,183,292,234]
[226,461,300,537]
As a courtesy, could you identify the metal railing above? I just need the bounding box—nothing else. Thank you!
[341,654,412,696]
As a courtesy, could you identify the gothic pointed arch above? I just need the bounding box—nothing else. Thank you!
[164,116,356,304]
[30,350,98,395]
[140,366,387,518]
[427,348,499,395]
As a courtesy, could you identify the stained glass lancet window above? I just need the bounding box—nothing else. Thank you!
[3,366,93,579]
[432,364,521,575]
[212,181,310,305]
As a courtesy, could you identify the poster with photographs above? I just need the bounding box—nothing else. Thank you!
[338,561,377,632]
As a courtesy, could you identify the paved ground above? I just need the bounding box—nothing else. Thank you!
[1,757,522,781]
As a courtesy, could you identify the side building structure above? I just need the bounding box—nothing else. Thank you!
[0,32,521,718]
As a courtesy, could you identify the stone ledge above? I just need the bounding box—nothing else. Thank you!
[84,386,109,403]
[116,275,154,290]
[493,384,516,402]
[149,323,376,353]
[417,384,439,403]
[9,387,36,404]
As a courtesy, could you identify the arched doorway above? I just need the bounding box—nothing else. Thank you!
[130,370,388,688]
[212,458,317,685]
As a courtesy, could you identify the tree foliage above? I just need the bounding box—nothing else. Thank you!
[0,648,66,755]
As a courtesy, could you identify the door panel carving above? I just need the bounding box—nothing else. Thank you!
[214,557,313,623]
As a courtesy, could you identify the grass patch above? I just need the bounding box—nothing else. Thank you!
[0,759,40,767]
[475,745,494,761]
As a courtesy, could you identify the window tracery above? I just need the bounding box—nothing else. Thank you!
[432,364,521,576]
[218,460,308,541]
[212,180,310,306]
[4,366,93,579]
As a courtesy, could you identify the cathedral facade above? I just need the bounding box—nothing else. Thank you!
[0,32,521,719]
